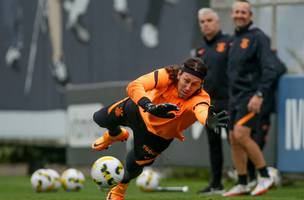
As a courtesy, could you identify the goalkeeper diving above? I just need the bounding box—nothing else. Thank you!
[91,57,229,200]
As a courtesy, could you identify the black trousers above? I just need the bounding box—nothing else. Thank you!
[205,126,227,187]
[205,99,229,187]
[93,98,172,183]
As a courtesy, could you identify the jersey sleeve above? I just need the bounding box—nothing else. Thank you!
[194,103,209,125]
[192,92,211,125]
[126,68,170,104]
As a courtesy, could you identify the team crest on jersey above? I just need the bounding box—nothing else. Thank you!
[216,42,226,53]
[240,38,250,49]
[114,107,123,117]
[197,48,205,56]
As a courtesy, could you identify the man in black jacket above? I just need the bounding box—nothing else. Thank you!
[223,0,281,196]
[246,48,286,188]
[195,8,230,195]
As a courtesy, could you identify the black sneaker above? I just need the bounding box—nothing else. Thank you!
[197,185,225,195]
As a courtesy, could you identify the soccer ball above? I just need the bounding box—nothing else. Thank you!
[136,168,161,192]
[227,168,238,182]
[91,156,124,189]
[61,168,85,191]
[268,167,282,187]
[46,169,61,190]
[30,169,54,192]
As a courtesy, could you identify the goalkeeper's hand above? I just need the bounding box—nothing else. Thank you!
[144,103,179,119]
[206,105,229,132]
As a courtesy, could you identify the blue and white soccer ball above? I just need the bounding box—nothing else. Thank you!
[61,168,85,191]
[91,156,124,189]
[30,169,54,192]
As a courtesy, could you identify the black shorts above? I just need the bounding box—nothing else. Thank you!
[229,99,261,130]
[123,99,173,164]
[252,112,271,138]
[96,98,173,166]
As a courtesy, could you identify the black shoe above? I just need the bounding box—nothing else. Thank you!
[197,185,225,195]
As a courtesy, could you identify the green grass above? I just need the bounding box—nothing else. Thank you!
[0,176,304,200]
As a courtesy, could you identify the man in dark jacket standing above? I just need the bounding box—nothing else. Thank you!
[246,48,286,188]
[223,0,280,196]
[195,8,230,195]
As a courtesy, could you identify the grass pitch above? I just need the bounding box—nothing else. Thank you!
[0,176,303,200]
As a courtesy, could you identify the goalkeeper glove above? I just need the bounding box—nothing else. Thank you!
[206,105,229,132]
[138,97,179,119]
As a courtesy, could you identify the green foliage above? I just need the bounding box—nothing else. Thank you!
[0,146,15,163]
[0,145,65,164]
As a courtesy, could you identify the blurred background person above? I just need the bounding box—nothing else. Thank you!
[140,0,179,48]
[1,0,23,68]
[140,0,164,48]
[224,0,281,196]
[228,47,287,189]
[194,8,230,195]
[113,0,134,29]
[63,0,91,44]
[246,48,287,189]
[47,0,90,86]
[47,0,69,86]
[24,0,92,93]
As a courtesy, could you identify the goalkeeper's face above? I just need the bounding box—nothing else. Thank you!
[177,71,203,99]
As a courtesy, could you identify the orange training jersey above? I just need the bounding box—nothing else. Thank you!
[127,68,210,141]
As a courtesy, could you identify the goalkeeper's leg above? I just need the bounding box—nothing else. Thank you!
[106,149,145,200]
[92,98,130,151]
